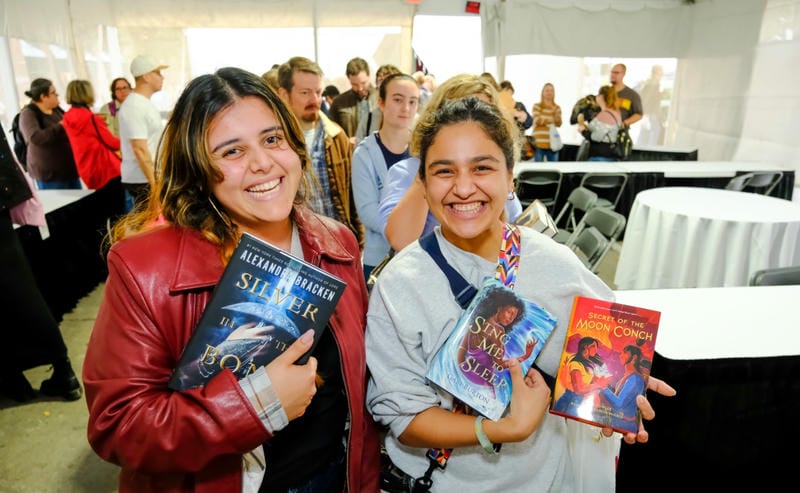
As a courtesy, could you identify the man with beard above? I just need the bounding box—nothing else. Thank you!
[329,57,376,145]
[277,57,363,245]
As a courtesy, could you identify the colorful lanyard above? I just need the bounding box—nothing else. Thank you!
[425,223,521,470]
[496,223,521,288]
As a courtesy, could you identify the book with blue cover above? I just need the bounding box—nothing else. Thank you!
[168,232,346,391]
[426,277,557,421]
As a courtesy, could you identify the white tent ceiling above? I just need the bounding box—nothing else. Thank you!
[1,0,798,175]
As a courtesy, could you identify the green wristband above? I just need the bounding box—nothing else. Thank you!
[474,416,498,455]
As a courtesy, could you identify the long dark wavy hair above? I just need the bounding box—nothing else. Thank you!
[572,336,604,370]
[109,67,309,260]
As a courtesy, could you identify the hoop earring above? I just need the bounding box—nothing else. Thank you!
[507,191,516,201]
[208,197,233,229]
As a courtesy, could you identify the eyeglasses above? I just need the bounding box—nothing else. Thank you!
[114,86,131,92]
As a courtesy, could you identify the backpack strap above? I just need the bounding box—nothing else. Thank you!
[418,232,477,309]
[604,109,622,127]
[410,228,555,492]
[420,229,556,390]
[90,113,120,154]
[602,110,621,145]
[27,103,47,129]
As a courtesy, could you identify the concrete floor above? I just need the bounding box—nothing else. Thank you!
[0,246,620,493]
[0,284,119,493]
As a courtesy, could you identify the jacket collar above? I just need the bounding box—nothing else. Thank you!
[318,111,343,139]
[169,228,225,293]
[293,205,354,262]
[169,206,354,293]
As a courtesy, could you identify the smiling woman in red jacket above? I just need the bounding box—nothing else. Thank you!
[82,67,380,493]
[62,80,121,190]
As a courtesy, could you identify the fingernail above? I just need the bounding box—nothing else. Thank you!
[300,329,314,344]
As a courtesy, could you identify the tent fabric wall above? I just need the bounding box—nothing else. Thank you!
[482,0,693,58]
[0,0,416,124]
[668,0,799,172]
[733,1,800,170]
[2,0,416,32]
[666,0,767,161]
[483,0,799,178]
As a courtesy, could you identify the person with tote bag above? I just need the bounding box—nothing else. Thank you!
[532,82,563,162]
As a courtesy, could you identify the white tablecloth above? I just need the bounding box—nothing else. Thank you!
[515,160,792,179]
[12,189,93,238]
[614,285,800,359]
[37,189,93,214]
[614,187,800,289]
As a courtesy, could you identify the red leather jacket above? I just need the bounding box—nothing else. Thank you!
[83,207,380,492]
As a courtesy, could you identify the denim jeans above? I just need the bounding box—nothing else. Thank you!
[122,189,136,213]
[534,148,559,162]
[285,451,345,493]
[36,178,82,190]
[122,183,150,213]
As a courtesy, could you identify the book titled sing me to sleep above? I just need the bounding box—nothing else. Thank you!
[550,296,660,435]
[168,232,346,391]
[426,277,557,421]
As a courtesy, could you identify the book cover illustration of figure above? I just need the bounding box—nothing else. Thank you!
[426,277,557,421]
[550,296,660,434]
[168,232,346,391]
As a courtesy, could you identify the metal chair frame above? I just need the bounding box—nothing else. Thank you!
[565,207,627,272]
[554,186,597,229]
[571,227,609,272]
[749,265,800,286]
[579,172,629,209]
[725,171,783,196]
[515,169,563,210]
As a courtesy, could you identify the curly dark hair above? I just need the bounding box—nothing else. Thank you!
[475,286,526,327]
[414,96,517,181]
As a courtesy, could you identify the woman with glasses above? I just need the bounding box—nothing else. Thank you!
[98,77,132,137]
[18,78,80,189]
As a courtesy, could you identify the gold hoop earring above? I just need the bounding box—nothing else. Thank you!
[208,197,233,229]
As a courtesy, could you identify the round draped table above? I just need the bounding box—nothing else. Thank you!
[614,187,800,289]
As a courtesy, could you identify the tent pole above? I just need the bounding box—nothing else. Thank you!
[312,0,319,63]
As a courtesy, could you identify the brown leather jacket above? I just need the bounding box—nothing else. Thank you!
[319,112,364,247]
[83,207,380,492]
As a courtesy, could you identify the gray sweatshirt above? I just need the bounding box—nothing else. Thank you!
[366,227,615,492]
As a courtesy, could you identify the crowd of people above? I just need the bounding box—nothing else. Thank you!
[3,54,673,492]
